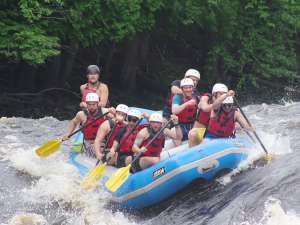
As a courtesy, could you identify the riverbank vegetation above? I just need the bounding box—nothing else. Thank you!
[1,0,300,118]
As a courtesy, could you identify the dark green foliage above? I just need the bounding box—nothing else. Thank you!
[0,0,299,98]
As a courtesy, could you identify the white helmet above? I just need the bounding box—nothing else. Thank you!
[212,83,228,94]
[149,113,163,123]
[185,69,200,80]
[85,93,99,102]
[180,78,194,87]
[116,104,129,114]
[223,96,234,104]
[128,108,142,119]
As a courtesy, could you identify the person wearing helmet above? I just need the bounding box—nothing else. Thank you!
[130,113,180,172]
[63,93,115,157]
[107,109,147,167]
[80,65,109,108]
[162,68,201,120]
[188,83,235,146]
[93,104,129,160]
[171,78,200,145]
[206,96,252,138]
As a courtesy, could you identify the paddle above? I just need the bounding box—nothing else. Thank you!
[35,111,109,157]
[234,97,272,160]
[105,119,172,192]
[81,118,143,191]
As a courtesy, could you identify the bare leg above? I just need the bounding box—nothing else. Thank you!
[139,157,160,170]
[170,126,183,146]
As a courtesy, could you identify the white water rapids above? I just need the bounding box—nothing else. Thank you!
[0,101,300,225]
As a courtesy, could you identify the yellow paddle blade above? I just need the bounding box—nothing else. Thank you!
[35,140,62,157]
[81,163,107,191]
[105,165,131,192]
[263,154,273,162]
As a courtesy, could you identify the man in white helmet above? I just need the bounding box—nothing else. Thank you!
[80,65,109,108]
[93,104,129,160]
[206,96,252,138]
[107,109,148,167]
[171,78,199,145]
[130,113,180,172]
[189,83,235,146]
[63,93,114,157]
[162,68,201,120]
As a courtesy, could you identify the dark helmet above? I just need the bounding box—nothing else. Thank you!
[86,65,101,75]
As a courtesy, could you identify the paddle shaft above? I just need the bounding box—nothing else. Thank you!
[116,118,144,152]
[101,118,144,164]
[131,119,172,165]
[234,98,269,155]
[67,111,109,139]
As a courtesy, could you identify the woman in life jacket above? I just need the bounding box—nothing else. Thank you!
[171,77,199,145]
[207,96,252,138]
[131,113,180,173]
[93,104,129,161]
[162,69,200,120]
[80,65,109,108]
[106,109,144,168]
[188,83,230,147]
[62,93,114,158]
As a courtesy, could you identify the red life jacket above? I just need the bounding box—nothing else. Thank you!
[196,93,212,127]
[81,82,100,102]
[176,94,199,124]
[119,126,138,154]
[107,120,126,148]
[208,108,236,137]
[83,108,106,140]
[141,128,165,157]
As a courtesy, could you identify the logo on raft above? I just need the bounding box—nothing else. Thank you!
[153,167,165,178]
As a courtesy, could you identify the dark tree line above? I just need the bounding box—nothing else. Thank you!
[1,0,300,118]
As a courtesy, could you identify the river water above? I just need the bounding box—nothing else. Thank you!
[0,101,300,225]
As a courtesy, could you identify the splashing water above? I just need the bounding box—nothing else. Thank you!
[1,102,300,225]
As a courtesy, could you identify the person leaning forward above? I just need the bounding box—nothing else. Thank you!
[63,93,115,158]
[130,113,180,173]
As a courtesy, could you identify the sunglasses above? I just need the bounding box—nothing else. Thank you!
[127,116,139,123]
[223,104,233,108]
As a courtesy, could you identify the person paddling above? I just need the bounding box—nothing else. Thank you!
[63,93,114,157]
[80,65,109,108]
[93,104,129,161]
[106,109,145,168]
[131,113,180,172]
[206,94,252,138]
[163,69,200,120]
[188,83,230,146]
[171,78,199,145]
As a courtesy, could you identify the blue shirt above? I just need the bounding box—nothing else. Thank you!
[172,94,183,105]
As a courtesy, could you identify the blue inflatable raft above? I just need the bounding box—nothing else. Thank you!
[68,108,255,209]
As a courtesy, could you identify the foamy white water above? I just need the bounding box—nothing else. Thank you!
[1,102,300,225]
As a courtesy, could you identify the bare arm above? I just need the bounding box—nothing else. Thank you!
[199,96,212,112]
[172,98,196,114]
[212,90,235,110]
[132,129,147,154]
[163,115,180,139]
[79,85,87,108]
[94,121,110,156]
[97,83,109,107]
[211,93,228,110]
[63,112,83,140]
[171,85,182,95]
[235,110,251,130]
